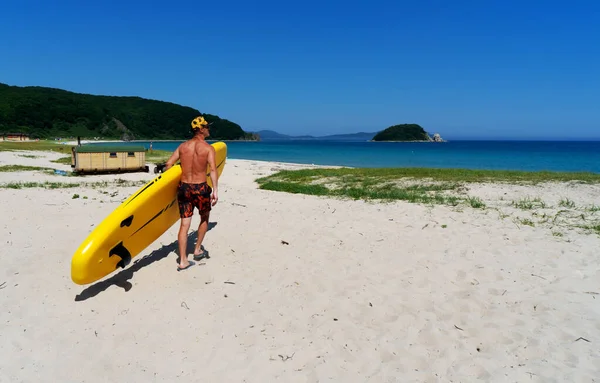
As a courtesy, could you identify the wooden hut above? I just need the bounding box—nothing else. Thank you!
[71,145,149,174]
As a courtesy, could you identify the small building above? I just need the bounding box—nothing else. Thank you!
[3,132,30,141]
[71,145,149,174]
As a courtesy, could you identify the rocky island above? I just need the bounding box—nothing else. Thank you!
[371,124,445,142]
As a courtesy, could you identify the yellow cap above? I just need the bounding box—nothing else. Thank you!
[191,116,209,129]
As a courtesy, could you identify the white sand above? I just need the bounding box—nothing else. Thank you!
[1,150,599,382]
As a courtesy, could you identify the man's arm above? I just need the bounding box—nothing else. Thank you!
[208,146,218,205]
[164,146,180,171]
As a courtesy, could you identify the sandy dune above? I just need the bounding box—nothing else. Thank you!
[1,150,599,382]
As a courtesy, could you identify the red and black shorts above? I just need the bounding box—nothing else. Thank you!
[177,182,212,218]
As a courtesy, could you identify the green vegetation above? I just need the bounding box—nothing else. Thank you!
[256,167,500,206]
[256,168,600,240]
[371,124,431,141]
[256,167,600,237]
[257,167,600,191]
[511,197,547,210]
[0,164,51,172]
[0,163,75,176]
[0,82,256,141]
[588,205,600,212]
[467,196,486,209]
[0,181,81,189]
[146,149,173,164]
[559,198,576,208]
[0,140,73,154]
[518,218,535,227]
[258,177,464,205]
[0,179,147,189]
[51,156,72,165]
[256,166,600,221]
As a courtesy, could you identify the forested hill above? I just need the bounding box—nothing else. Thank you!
[0,83,256,140]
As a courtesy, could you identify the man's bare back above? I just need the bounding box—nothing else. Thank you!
[178,138,213,184]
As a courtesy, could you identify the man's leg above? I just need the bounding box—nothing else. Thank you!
[193,212,210,257]
[178,217,192,268]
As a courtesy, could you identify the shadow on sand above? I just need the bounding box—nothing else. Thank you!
[74,222,217,302]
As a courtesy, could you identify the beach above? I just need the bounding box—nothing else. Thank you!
[1,148,599,382]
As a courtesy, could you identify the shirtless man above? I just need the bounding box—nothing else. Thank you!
[164,116,219,271]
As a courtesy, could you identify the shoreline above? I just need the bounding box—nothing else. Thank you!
[3,140,600,175]
[51,139,600,175]
[1,147,599,381]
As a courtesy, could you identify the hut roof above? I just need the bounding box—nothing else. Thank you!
[74,145,146,153]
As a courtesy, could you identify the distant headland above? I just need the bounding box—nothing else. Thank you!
[253,124,444,142]
[251,130,377,141]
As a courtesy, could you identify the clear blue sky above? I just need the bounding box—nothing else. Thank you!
[1,0,599,139]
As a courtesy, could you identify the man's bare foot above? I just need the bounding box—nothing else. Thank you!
[177,260,195,272]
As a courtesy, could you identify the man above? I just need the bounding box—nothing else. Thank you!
[164,116,219,271]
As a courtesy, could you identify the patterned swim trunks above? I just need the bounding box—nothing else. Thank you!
[177,182,212,218]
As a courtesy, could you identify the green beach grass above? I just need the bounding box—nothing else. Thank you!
[0,164,53,173]
[0,140,73,155]
[256,167,600,207]
[51,156,72,165]
[256,167,600,236]
[0,179,148,190]
[146,149,173,164]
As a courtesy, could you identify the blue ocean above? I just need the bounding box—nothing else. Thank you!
[90,140,600,173]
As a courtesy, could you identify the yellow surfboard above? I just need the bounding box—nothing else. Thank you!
[71,141,227,285]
